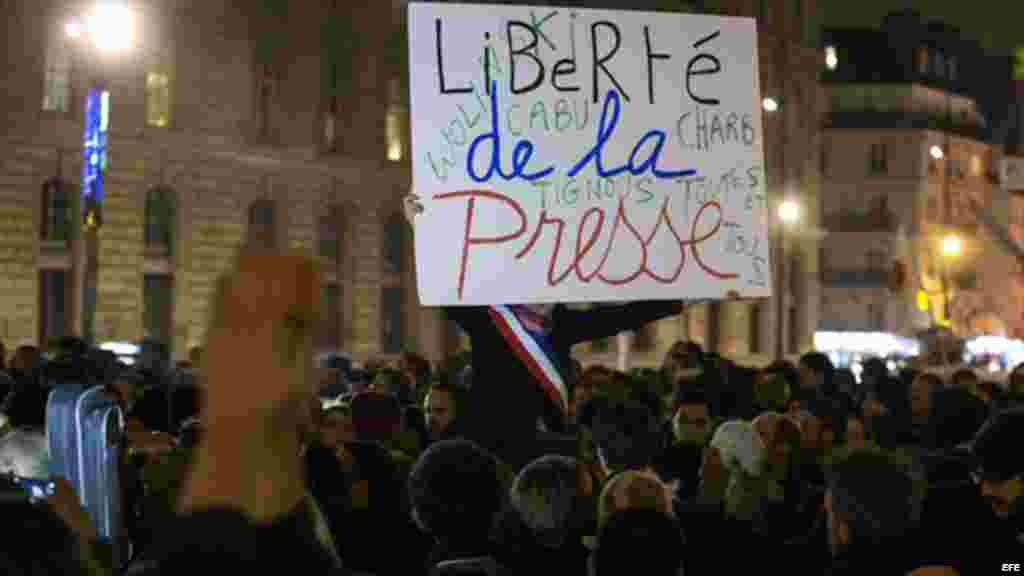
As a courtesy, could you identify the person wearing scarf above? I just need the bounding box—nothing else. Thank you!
[404,194,684,470]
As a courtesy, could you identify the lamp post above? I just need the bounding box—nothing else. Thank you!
[776,200,801,361]
[66,3,135,344]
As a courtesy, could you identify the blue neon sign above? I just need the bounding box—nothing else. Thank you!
[81,86,108,227]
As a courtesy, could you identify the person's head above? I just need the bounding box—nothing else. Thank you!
[951,369,979,393]
[1009,363,1024,401]
[590,509,684,576]
[591,399,662,474]
[974,380,998,405]
[910,373,942,419]
[424,383,460,437]
[663,340,703,383]
[970,407,1024,521]
[370,369,415,405]
[825,450,915,556]
[845,415,867,450]
[9,346,39,374]
[799,352,834,392]
[407,439,502,539]
[319,404,353,449]
[754,372,791,413]
[860,357,888,387]
[597,469,673,528]
[509,455,579,550]
[672,388,712,446]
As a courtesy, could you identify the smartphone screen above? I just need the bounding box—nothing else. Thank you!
[14,477,55,500]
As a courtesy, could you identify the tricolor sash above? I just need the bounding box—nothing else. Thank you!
[488,305,568,415]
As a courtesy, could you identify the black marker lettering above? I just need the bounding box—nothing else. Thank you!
[508,21,545,95]
[591,21,629,104]
[644,26,670,105]
[685,31,722,106]
[437,19,472,95]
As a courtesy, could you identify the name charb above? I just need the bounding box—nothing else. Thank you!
[676,106,756,152]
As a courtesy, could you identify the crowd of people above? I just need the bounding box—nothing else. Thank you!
[0,253,1020,575]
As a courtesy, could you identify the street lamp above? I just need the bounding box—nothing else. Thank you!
[776,199,801,360]
[65,3,136,344]
[762,97,779,113]
[930,145,945,160]
[779,200,800,225]
[942,234,962,258]
[825,46,838,71]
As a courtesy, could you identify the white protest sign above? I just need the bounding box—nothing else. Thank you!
[409,3,771,306]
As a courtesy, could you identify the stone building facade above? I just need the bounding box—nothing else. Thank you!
[819,15,1019,343]
[0,0,821,368]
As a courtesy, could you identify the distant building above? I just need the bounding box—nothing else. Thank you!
[0,0,823,368]
[819,11,1021,348]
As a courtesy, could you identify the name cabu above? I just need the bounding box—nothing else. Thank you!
[434,17,728,184]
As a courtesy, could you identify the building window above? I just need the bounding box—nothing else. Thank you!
[247,199,277,250]
[321,284,341,350]
[383,213,404,275]
[866,250,886,271]
[42,40,71,113]
[145,72,171,128]
[144,187,175,257]
[947,56,957,81]
[41,178,72,245]
[749,303,761,355]
[319,205,345,262]
[386,77,405,162]
[39,270,70,347]
[257,63,275,139]
[143,274,173,349]
[381,285,403,354]
[752,0,766,21]
[869,143,888,174]
[788,305,799,355]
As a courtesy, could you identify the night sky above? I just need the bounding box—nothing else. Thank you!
[823,0,1024,52]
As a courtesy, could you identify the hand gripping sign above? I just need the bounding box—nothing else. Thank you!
[409,3,771,305]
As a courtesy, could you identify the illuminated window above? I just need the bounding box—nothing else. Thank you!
[386,77,405,162]
[145,72,171,127]
[144,187,176,257]
[386,111,403,162]
[971,155,982,177]
[42,40,71,113]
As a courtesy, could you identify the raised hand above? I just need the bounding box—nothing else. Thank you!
[403,191,424,229]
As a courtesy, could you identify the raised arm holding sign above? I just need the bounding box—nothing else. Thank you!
[407,4,768,468]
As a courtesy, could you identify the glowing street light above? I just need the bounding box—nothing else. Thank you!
[66,3,135,53]
[825,46,838,70]
[942,235,962,258]
[930,145,945,160]
[762,97,779,113]
[778,199,801,225]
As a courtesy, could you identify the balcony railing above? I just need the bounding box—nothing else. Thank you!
[821,268,888,286]
[822,209,895,233]
[825,111,985,141]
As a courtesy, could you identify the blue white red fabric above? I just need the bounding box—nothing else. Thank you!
[488,305,568,415]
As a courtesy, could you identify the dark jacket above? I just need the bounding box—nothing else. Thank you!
[129,505,345,575]
[446,302,682,465]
